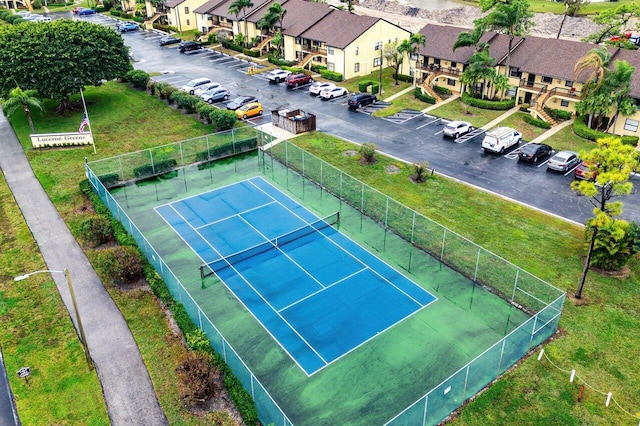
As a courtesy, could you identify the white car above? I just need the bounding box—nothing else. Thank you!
[319,86,348,100]
[193,82,221,98]
[266,69,291,83]
[180,78,212,95]
[443,120,473,138]
[309,82,335,96]
[16,11,32,18]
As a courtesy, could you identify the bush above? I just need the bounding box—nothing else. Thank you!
[462,92,515,110]
[413,161,430,183]
[319,69,343,82]
[195,138,258,164]
[414,87,436,104]
[133,16,144,23]
[544,107,572,121]
[175,352,221,408]
[242,48,260,57]
[133,158,178,178]
[95,246,144,285]
[97,172,120,188]
[433,85,452,96]
[396,74,414,83]
[519,103,530,112]
[32,0,43,9]
[523,114,552,129]
[207,33,218,44]
[78,216,114,247]
[170,91,200,114]
[196,102,215,123]
[267,56,295,67]
[221,39,243,53]
[156,83,177,102]
[370,83,380,95]
[109,9,122,17]
[124,69,150,90]
[209,109,237,131]
[588,220,640,271]
[358,81,373,92]
[311,65,327,73]
[573,116,639,146]
[359,143,377,164]
[146,80,157,96]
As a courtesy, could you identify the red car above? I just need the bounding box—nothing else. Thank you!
[72,6,82,13]
[574,161,598,181]
[285,73,313,88]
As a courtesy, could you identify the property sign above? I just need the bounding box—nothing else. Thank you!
[30,132,94,149]
[17,367,30,378]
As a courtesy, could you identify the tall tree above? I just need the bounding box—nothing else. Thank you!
[604,60,637,132]
[481,0,534,76]
[460,49,496,99]
[228,0,254,48]
[384,40,408,85]
[570,137,639,299]
[0,20,131,111]
[583,3,640,44]
[1,86,44,134]
[573,47,612,128]
[453,20,488,52]
[409,32,426,86]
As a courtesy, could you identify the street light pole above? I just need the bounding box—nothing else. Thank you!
[14,269,93,370]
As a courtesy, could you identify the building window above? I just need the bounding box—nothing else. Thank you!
[542,76,552,83]
[509,67,521,78]
[624,118,639,132]
[507,87,517,97]
[374,41,382,50]
[184,6,189,13]
[327,62,335,71]
[565,80,573,87]
[447,78,455,86]
[433,58,440,65]
[327,47,334,55]
[354,63,360,72]
[373,57,382,67]
[560,100,569,107]
[355,47,359,55]
[450,61,457,68]
[186,19,190,25]
[295,37,301,44]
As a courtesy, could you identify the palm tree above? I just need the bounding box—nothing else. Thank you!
[453,21,488,52]
[482,0,534,76]
[2,86,44,134]
[268,2,286,33]
[574,47,612,128]
[604,60,636,132]
[460,50,496,99]
[409,32,426,86]
[228,0,254,47]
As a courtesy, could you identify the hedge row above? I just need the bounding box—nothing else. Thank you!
[268,56,295,67]
[414,87,436,104]
[461,92,515,110]
[544,107,572,121]
[523,114,552,129]
[133,158,178,179]
[242,48,260,57]
[433,85,453,96]
[573,116,639,146]
[79,179,260,424]
[396,74,414,83]
[170,91,200,114]
[221,39,243,53]
[195,137,258,164]
[319,69,343,82]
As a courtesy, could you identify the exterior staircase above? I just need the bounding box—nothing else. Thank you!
[256,36,273,53]
[144,11,165,30]
[298,52,316,68]
[531,90,558,127]
[421,73,443,103]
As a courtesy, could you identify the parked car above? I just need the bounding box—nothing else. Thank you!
[16,10,32,17]
[266,69,291,83]
[481,127,522,154]
[574,161,598,181]
[180,78,212,95]
[309,82,335,96]
[193,82,221,98]
[285,73,313,88]
[348,93,377,109]
[235,102,263,119]
[547,150,580,172]
[119,22,139,32]
[443,121,473,139]
[159,35,181,46]
[77,8,97,15]
[179,41,203,53]
[71,7,82,13]
[200,87,230,104]
[35,16,52,22]
[226,96,257,111]
[319,86,348,100]
[517,143,553,163]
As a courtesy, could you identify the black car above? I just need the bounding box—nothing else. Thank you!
[226,96,258,111]
[159,35,181,46]
[347,93,376,109]
[517,143,553,163]
[179,41,203,53]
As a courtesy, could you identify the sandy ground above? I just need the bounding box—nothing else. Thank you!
[327,0,604,40]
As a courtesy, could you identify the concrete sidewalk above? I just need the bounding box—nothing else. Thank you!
[0,114,167,425]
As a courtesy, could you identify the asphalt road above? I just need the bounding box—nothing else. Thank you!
[78,13,640,225]
[0,346,20,425]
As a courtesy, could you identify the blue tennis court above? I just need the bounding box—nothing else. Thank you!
[155,176,437,375]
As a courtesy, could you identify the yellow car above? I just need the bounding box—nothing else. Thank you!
[235,102,263,119]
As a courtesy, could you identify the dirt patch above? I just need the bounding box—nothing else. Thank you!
[385,164,401,174]
[343,150,358,157]
[566,292,591,306]
[591,265,631,278]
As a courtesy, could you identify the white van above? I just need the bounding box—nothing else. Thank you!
[481,127,522,154]
[180,78,212,95]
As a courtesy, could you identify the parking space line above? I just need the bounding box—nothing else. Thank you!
[417,117,442,130]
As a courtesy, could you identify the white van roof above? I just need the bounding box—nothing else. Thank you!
[487,127,516,137]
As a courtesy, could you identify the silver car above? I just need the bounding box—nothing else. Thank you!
[547,150,580,172]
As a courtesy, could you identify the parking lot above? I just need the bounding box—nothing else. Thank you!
[74,15,639,224]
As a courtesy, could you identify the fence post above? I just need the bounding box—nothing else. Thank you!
[474,248,481,282]
[528,315,539,350]
[149,149,155,176]
[511,269,519,303]
[441,228,446,261]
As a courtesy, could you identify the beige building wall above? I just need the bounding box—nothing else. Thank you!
[610,109,640,137]
[166,0,203,32]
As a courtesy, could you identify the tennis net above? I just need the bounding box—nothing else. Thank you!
[200,211,340,278]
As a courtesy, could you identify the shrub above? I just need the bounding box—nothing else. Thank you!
[97,172,120,188]
[109,9,122,16]
[311,64,327,73]
[124,69,150,90]
[588,220,640,271]
[370,83,380,95]
[146,80,157,96]
[414,87,436,104]
[358,81,373,92]
[133,158,178,178]
[544,107,572,121]
[95,246,144,285]
[242,48,260,57]
[433,85,452,96]
[573,116,639,146]
[175,352,221,408]
[207,33,218,44]
[267,56,294,67]
[195,102,215,123]
[519,103,530,112]
[32,0,42,8]
[170,91,200,113]
[320,69,343,82]
[221,39,243,52]
[461,92,515,110]
[413,161,430,182]
[78,216,114,247]
[133,16,144,23]
[523,114,552,129]
[159,84,177,103]
[195,138,258,164]
[359,143,377,164]
[396,74,413,83]
[209,109,237,131]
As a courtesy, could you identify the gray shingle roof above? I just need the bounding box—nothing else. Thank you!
[208,0,271,21]
[299,9,380,49]
[613,48,640,99]
[280,0,333,37]
[165,0,187,8]
[194,0,229,15]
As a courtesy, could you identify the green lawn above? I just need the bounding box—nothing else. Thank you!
[342,67,412,99]
[492,111,549,141]
[428,98,506,128]
[4,81,639,425]
[461,0,637,15]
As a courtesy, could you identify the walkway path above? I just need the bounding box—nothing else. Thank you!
[0,114,167,425]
